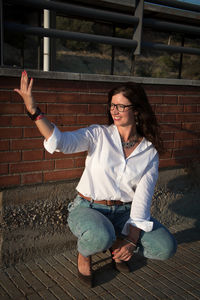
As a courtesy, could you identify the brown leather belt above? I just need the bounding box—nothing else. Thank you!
[78,192,131,206]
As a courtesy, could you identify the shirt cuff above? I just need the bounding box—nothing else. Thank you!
[43,125,61,154]
[121,218,154,235]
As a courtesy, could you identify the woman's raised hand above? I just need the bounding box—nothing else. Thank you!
[14,70,36,114]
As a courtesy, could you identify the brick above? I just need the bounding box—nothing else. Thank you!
[173,148,199,159]
[0,174,20,186]
[151,104,156,112]
[174,131,199,140]
[156,105,183,114]
[44,168,83,182]
[0,90,11,101]
[56,93,80,103]
[160,150,172,159]
[23,127,42,138]
[163,141,174,149]
[80,93,107,104]
[161,132,174,141]
[0,128,23,138]
[34,78,88,92]
[77,115,108,125]
[182,123,200,131]
[74,157,86,168]
[10,160,54,173]
[162,114,177,122]
[161,124,181,132]
[0,151,21,163]
[159,158,180,168]
[22,149,44,161]
[45,151,67,160]
[174,140,194,148]
[0,164,9,175]
[47,104,88,114]
[11,116,34,127]
[21,173,43,185]
[0,103,24,114]
[0,140,9,150]
[163,95,178,104]
[156,114,162,122]
[179,96,200,104]
[0,77,20,89]
[176,114,200,122]
[84,82,112,93]
[148,95,162,104]
[49,115,77,126]
[0,116,12,126]
[11,139,43,150]
[33,91,58,103]
[184,105,198,113]
[88,104,107,114]
[11,91,23,102]
[55,158,74,169]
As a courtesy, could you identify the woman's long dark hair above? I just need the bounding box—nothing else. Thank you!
[107,82,163,154]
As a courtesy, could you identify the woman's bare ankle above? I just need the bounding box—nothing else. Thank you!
[78,253,92,276]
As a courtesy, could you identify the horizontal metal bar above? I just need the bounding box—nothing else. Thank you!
[8,0,139,26]
[144,18,200,36]
[145,0,200,13]
[5,22,138,49]
[142,41,200,55]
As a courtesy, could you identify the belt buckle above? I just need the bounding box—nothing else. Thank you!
[106,200,113,206]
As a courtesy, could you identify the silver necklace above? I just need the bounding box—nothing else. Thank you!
[121,135,138,149]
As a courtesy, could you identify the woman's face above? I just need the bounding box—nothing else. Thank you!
[110,92,136,128]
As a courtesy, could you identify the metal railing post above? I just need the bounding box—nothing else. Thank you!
[133,0,144,55]
[43,9,50,71]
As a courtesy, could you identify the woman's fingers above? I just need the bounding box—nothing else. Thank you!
[28,77,33,94]
[14,71,36,113]
[112,243,134,261]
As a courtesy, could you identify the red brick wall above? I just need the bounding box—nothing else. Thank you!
[0,76,200,188]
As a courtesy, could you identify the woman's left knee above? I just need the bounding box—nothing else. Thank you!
[158,237,177,260]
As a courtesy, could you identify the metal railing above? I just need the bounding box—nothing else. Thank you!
[1,0,200,75]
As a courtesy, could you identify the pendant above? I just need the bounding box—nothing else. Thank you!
[121,135,138,149]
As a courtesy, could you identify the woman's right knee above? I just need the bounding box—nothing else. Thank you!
[68,207,116,255]
[78,224,115,256]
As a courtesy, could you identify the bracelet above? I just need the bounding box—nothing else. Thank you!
[124,238,137,248]
[27,107,43,121]
[35,113,45,121]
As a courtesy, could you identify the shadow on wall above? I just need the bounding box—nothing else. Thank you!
[167,161,200,245]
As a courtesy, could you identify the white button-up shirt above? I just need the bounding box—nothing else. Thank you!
[44,124,159,234]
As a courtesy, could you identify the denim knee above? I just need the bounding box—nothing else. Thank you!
[139,220,177,261]
[158,236,177,260]
[78,224,115,256]
[68,206,116,256]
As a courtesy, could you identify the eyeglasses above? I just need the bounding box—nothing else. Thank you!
[109,103,134,112]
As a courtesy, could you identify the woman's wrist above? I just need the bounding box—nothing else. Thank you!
[27,106,44,121]
[123,238,137,248]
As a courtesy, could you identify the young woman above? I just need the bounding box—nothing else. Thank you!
[15,71,177,288]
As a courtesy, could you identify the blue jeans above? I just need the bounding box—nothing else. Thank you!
[68,195,177,259]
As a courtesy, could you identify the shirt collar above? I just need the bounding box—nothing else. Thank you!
[109,124,154,158]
